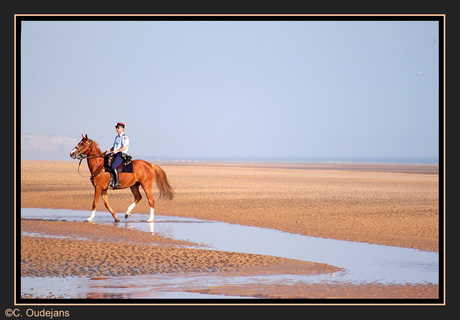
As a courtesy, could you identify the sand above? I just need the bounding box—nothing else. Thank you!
[19,160,440,299]
[21,160,439,251]
[185,282,439,299]
[21,220,336,278]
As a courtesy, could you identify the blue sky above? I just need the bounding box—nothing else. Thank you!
[20,20,439,162]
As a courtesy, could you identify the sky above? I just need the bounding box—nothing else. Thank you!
[20,20,440,162]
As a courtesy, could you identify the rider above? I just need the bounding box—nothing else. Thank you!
[105,122,129,188]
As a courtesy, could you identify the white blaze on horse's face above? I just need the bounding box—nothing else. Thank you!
[70,136,90,159]
[70,148,78,159]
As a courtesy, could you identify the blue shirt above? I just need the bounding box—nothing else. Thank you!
[112,133,129,154]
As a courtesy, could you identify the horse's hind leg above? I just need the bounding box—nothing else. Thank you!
[141,185,155,222]
[101,189,120,222]
[125,183,142,219]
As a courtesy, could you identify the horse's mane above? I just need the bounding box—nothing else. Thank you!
[91,139,104,156]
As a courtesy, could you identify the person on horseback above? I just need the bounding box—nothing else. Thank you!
[105,122,129,188]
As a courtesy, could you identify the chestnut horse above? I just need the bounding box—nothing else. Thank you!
[70,134,174,222]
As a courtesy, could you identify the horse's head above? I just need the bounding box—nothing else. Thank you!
[70,134,92,159]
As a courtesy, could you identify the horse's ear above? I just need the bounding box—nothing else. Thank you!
[85,134,88,139]
[82,134,85,139]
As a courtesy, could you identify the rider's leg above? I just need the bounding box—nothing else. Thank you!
[110,153,123,188]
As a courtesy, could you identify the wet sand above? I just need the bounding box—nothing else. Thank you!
[186,282,439,299]
[20,160,440,299]
[22,220,336,278]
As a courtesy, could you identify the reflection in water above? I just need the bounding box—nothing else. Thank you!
[87,292,133,299]
[123,220,155,234]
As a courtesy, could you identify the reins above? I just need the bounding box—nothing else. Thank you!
[77,154,106,178]
[74,139,106,178]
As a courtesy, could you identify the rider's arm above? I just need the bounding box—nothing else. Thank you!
[114,145,128,154]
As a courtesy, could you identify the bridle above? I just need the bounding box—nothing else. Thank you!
[72,139,106,178]
[72,139,94,160]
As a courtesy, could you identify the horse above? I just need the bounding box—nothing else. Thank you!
[70,134,174,222]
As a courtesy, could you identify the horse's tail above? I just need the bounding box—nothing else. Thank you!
[151,164,175,200]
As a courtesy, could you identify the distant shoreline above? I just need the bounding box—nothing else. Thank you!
[20,134,439,164]
[21,146,439,166]
[19,158,439,175]
[21,153,439,163]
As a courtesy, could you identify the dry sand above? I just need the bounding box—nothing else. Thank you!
[19,160,440,299]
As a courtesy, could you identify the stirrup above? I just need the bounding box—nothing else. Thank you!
[109,181,120,189]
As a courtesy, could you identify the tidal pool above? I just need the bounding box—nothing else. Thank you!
[20,208,439,299]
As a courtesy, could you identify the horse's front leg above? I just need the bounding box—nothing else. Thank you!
[87,187,103,222]
[101,189,120,222]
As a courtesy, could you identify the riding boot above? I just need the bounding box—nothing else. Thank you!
[109,170,114,188]
[112,169,120,189]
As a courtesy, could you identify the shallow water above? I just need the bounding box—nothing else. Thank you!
[20,208,439,299]
[21,275,254,299]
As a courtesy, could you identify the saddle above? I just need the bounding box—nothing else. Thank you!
[104,154,134,173]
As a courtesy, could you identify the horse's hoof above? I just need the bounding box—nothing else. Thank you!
[114,218,120,222]
[125,213,131,219]
[86,219,93,222]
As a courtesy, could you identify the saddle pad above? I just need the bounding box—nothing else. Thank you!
[105,161,133,173]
